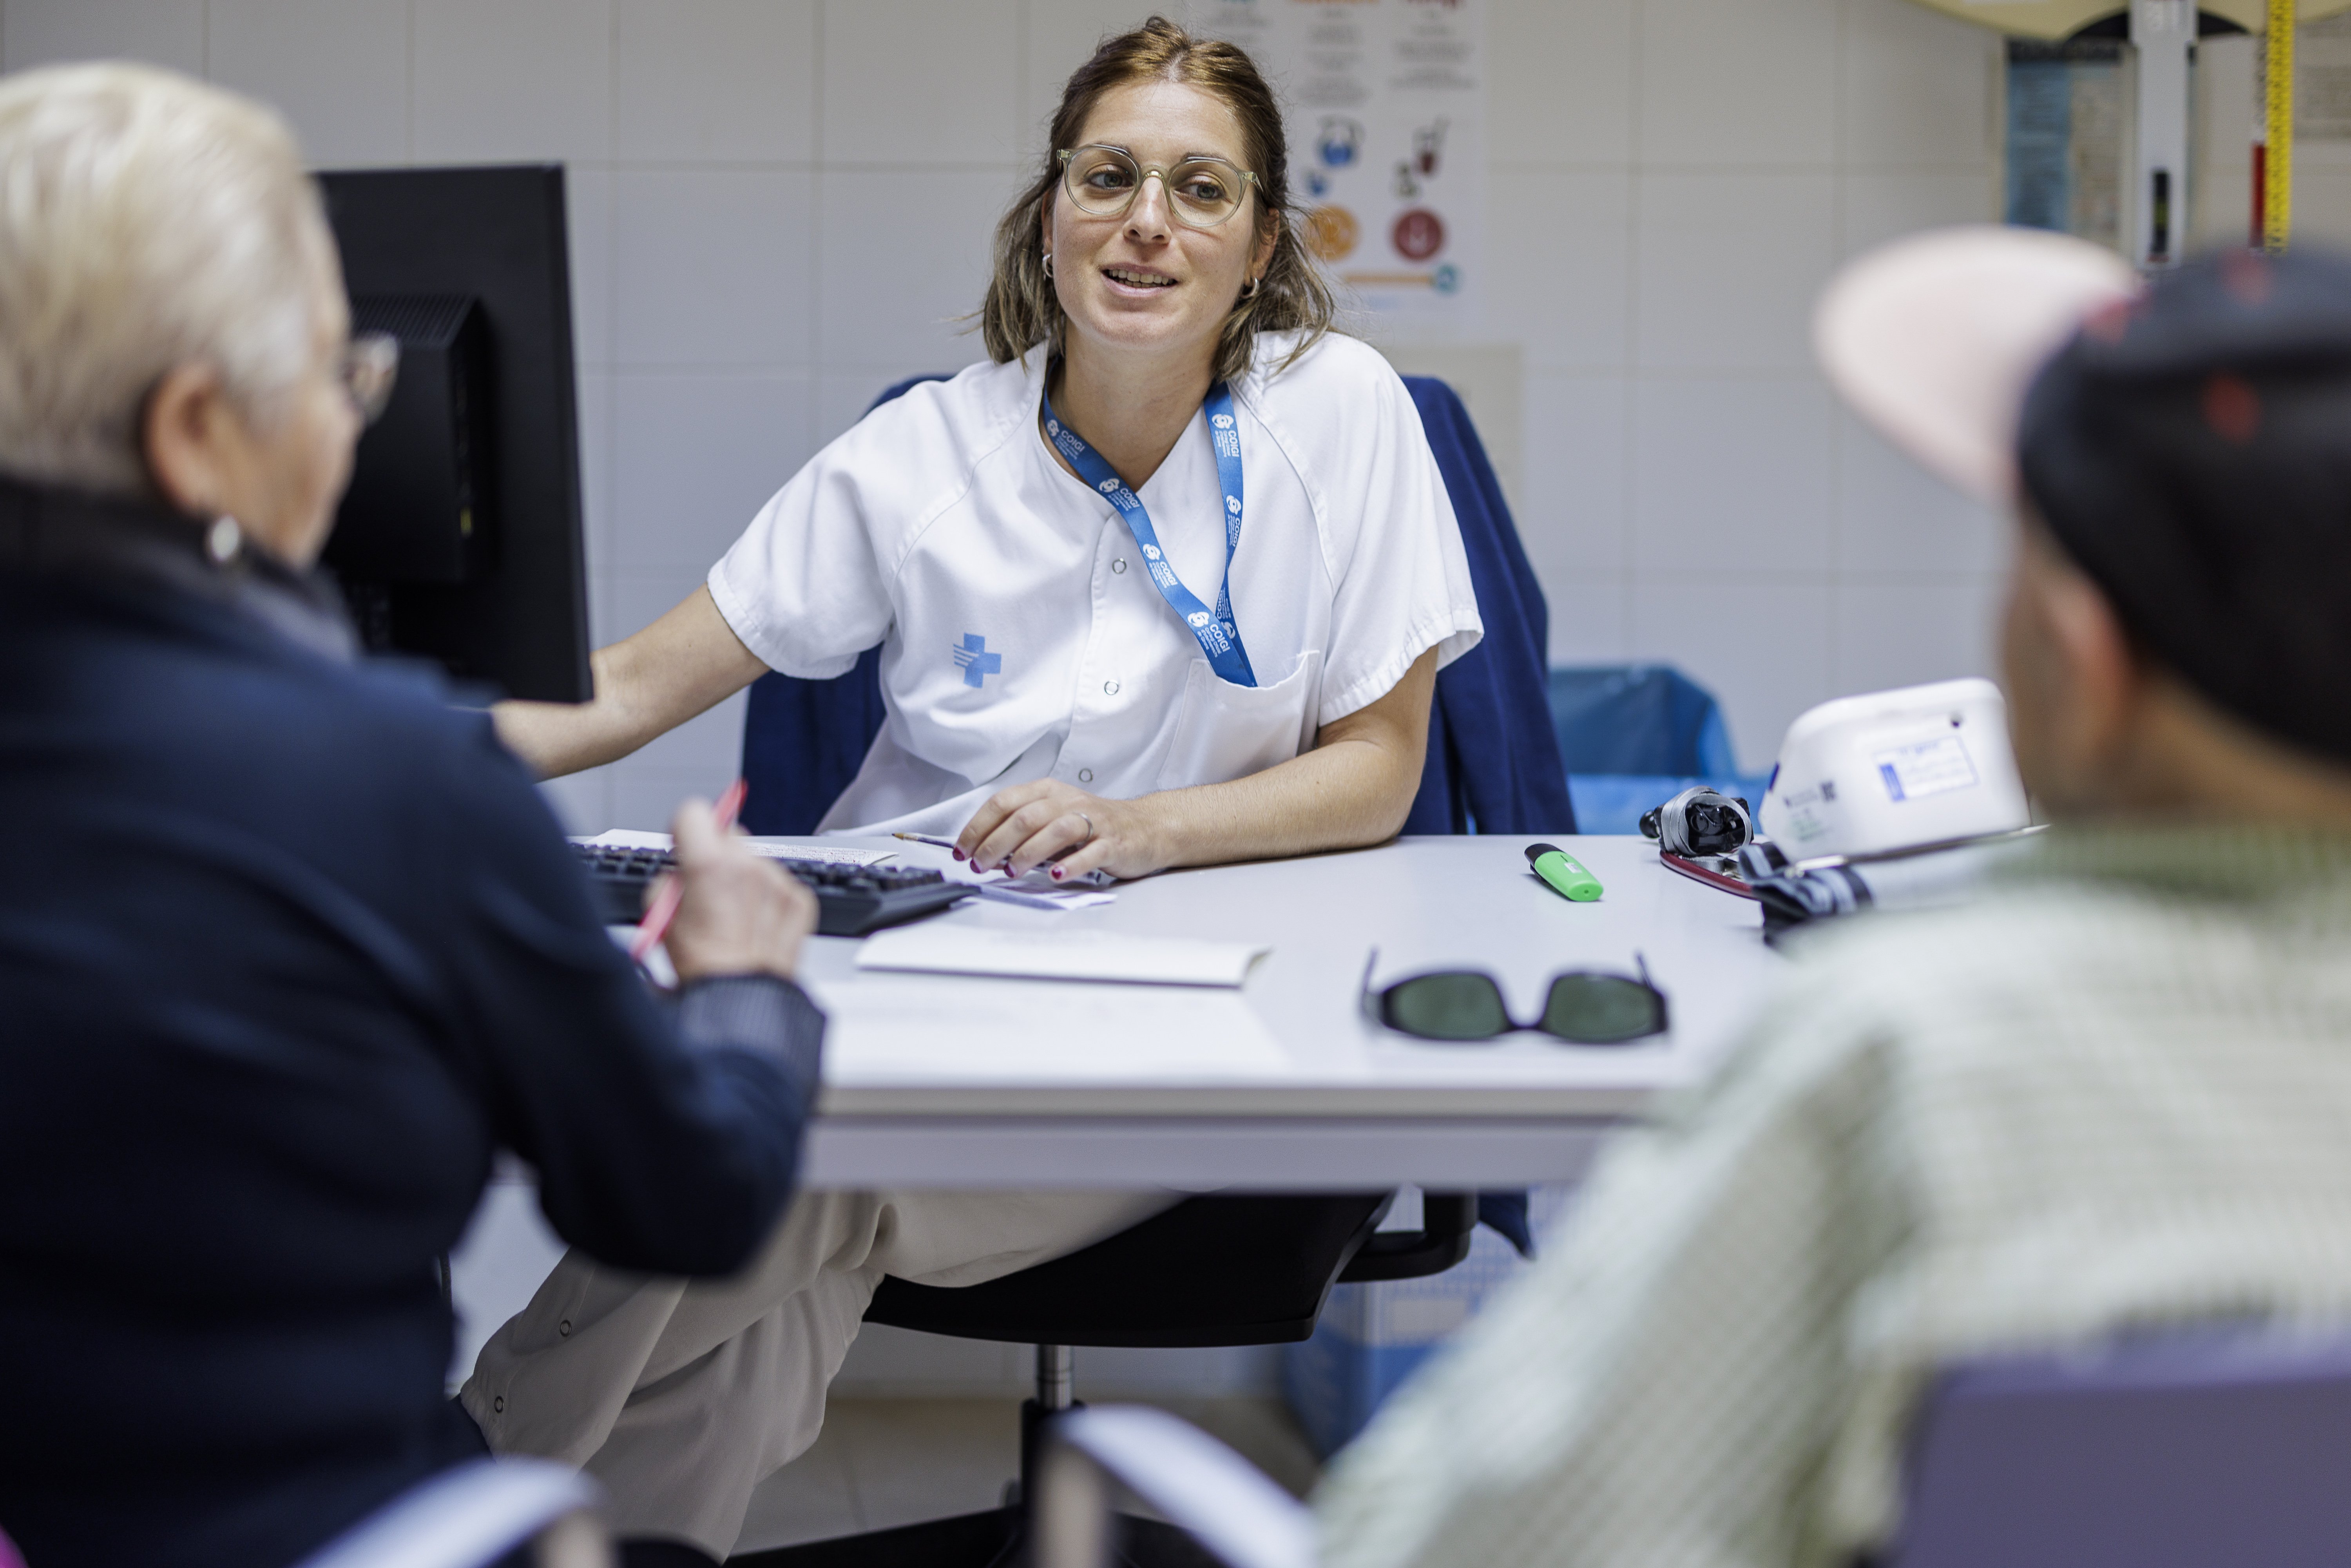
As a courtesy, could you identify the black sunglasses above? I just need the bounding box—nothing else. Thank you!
[1359,947,1669,1045]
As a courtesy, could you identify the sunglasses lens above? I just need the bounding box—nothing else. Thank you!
[1539,976,1665,1044]
[1383,973,1512,1040]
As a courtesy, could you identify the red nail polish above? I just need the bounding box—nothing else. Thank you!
[1051,865,1065,881]
[952,849,965,861]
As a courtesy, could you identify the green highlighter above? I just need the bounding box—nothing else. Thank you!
[1525,842,1604,902]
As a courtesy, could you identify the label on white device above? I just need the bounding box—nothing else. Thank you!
[1873,734,1979,802]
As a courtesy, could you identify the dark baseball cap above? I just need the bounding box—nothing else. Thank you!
[1818,227,2351,766]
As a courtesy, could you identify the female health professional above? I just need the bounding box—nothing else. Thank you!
[467,18,1483,1559]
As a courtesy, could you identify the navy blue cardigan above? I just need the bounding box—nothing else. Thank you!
[0,481,819,1568]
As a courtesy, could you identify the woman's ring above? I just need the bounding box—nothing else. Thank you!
[1076,812,1095,846]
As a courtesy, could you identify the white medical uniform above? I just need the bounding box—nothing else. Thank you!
[708,328,1483,835]
[464,329,1482,1555]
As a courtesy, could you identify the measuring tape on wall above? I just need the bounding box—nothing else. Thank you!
[2265,0,2297,250]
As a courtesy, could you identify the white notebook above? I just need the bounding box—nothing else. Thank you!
[854,924,1268,987]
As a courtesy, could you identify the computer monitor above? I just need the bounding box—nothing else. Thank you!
[315,165,592,703]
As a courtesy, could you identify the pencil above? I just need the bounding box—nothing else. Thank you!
[630,778,747,964]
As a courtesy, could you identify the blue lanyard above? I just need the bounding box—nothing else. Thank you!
[1042,382,1257,688]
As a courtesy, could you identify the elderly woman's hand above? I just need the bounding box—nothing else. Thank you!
[957,780,1165,884]
[661,797,819,981]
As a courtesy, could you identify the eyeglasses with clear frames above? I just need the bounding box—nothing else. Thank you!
[340,332,400,427]
[1057,145,1258,230]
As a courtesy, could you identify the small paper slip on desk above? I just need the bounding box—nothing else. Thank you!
[855,925,1269,987]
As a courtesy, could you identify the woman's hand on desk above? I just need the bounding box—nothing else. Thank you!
[661,798,819,981]
[958,782,1164,883]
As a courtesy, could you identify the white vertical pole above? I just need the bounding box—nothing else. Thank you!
[2133,0,2195,265]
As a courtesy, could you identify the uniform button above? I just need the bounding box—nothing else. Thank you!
[1078,768,1094,784]
[493,1396,506,1414]
[558,1320,572,1337]
[1111,558,1128,575]
[1103,680,1120,696]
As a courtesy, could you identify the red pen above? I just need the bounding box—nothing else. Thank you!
[630,778,748,965]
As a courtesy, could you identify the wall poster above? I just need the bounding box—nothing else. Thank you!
[1190,0,1484,329]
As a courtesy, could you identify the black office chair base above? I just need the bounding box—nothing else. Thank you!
[728,1506,1224,1568]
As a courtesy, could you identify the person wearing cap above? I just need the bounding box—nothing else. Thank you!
[1309,228,2351,1568]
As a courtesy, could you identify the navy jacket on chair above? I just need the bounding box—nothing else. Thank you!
[736,371,1569,1253]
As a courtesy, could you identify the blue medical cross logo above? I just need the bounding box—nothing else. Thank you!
[952,633,1002,689]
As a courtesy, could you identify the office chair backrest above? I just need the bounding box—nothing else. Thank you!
[1889,1325,2351,1568]
[739,372,1574,838]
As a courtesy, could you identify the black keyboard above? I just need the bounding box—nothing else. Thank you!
[570,843,971,937]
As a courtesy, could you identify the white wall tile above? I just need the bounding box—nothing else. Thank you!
[1544,574,1631,667]
[567,165,616,368]
[612,170,814,366]
[1837,169,1995,259]
[817,369,908,449]
[817,169,1022,371]
[1520,374,1629,579]
[1832,576,2005,696]
[821,0,1022,167]
[412,0,612,165]
[1631,577,1833,772]
[1837,0,1995,170]
[577,370,616,624]
[1024,0,1163,146]
[2,0,205,72]
[1636,0,1838,168]
[614,0,816,165]
[1488,170,1632,371]
[611,371,815,572]
[1634,173,1835,371]
[1489,0,1636,166]
[1633,376,1835,576]
[1835,410,2007,576]
[209,0,408,166]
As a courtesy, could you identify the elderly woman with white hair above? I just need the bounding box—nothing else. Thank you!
[0,64,830,1568]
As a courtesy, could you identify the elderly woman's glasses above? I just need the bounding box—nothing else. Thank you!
[1360,949,1669,1045]
[341,333,400,426]
[1058,145,1257,230]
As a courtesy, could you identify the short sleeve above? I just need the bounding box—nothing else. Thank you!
[1262,339,1483,727]
[707,425,900,680]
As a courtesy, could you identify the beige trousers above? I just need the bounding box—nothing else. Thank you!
[460,1189,1173,1556]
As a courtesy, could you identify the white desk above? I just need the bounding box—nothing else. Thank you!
[789,835,1780,1191]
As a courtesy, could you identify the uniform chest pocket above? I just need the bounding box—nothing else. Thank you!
[1154,650,1324,792]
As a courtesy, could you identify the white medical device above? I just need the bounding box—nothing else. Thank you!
[1758,678,2030,860]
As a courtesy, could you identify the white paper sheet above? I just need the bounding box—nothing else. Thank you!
[572,830,897,867]
[806,974,1292,1083]
[855,925,1268,987]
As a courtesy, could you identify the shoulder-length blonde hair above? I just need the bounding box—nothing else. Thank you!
[979,16,1338,387]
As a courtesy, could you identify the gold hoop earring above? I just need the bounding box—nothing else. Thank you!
[1243,275,1261,299]
[1043,252,1055,279]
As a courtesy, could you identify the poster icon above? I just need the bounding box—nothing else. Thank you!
[1304,205,1361,263]
[1305,169,1330,199]
[1391,207,1446,262]
[1431,263,1461,294]
[1414,118,1448,176]
[1393,160,1421,200]
[1317,118,1363,168]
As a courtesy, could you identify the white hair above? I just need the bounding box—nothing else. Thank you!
[0,62,331,496]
